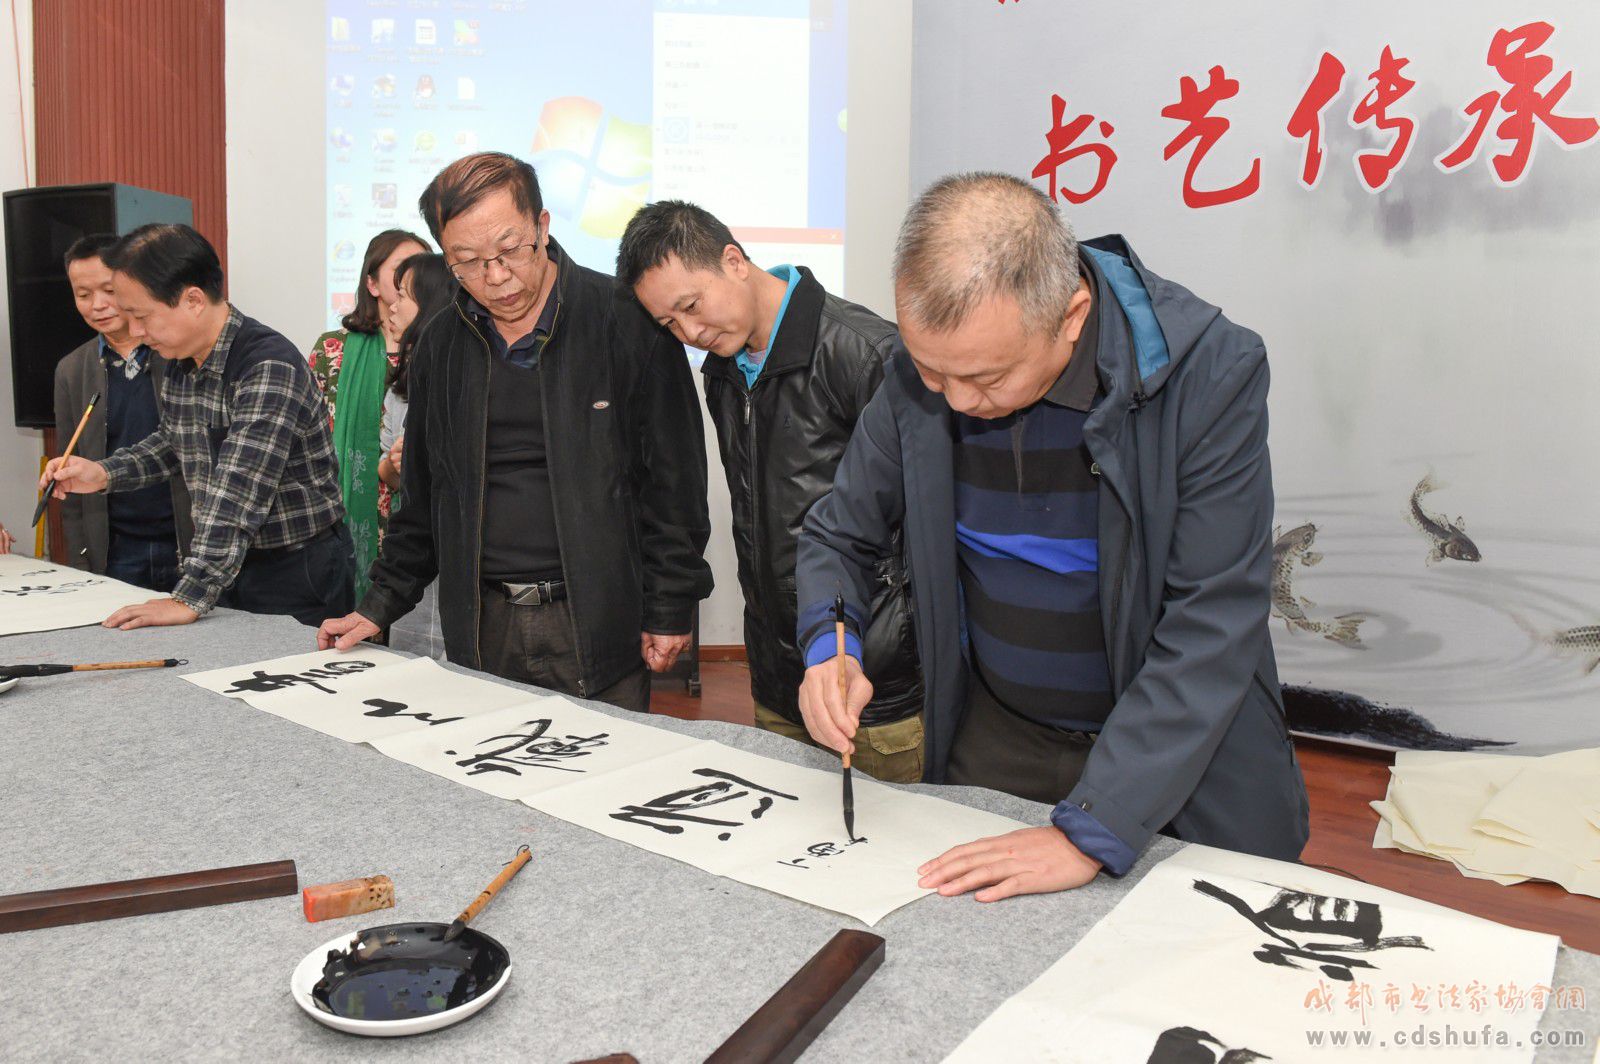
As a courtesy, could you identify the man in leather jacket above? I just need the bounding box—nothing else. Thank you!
[619,201,925,781]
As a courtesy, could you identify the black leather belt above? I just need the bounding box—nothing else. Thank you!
[493,579,567,606]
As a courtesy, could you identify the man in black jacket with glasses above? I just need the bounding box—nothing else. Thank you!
[319,153,713,711]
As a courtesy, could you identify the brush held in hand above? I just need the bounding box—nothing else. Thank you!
[834,591,857,841]
[33,392,100,527]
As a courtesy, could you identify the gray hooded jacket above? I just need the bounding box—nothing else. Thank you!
[797,235,1309,865]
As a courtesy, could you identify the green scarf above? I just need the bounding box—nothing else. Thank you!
[331,329,389,600]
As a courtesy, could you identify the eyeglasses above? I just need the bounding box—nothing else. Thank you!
[448,239,541,281]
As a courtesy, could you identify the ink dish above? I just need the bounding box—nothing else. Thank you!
[290,922,512,1037]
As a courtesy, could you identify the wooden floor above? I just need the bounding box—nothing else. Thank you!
[654,661,1600,953]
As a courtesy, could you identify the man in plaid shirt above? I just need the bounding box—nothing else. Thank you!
[42,224,354,628]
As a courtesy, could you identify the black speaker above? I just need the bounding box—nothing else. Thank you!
[3,183,194,428]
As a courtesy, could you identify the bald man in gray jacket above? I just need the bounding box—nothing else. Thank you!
[796,173,1308,902]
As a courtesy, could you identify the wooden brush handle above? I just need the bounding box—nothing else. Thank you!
[33,394,100,526]
[72,659,182,672]
[453,846,531,927]
[835,619,851,769]
[58,397,97,460]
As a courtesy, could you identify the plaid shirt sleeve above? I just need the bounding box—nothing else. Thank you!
[100,427,180,492]
[171,357,321,614]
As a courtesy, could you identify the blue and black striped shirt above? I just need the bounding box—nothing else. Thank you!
[955,287,1109,733]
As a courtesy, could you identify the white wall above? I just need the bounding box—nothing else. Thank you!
[225,0,326,354]
[224,0,913,647]
[0,0,40,550]
[843,0,912,323]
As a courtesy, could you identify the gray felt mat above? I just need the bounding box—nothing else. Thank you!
[3,610,1596,1061]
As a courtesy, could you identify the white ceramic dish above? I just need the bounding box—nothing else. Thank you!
[289,930,513,1037]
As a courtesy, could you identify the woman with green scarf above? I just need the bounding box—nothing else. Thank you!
[307,228,430,600]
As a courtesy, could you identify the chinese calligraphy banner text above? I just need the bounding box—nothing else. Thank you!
[181,648,1022,924]
[0,554,153,636]
[912,2,1600,753]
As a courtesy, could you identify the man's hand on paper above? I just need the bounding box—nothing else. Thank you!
[103,596,200,630]
[918,825,1102,901]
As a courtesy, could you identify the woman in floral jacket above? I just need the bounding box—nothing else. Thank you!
[307,228,430,599]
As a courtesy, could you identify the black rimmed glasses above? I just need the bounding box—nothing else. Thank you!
[448,238,541,282]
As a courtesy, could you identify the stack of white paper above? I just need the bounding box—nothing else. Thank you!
[1371,748,1600,898]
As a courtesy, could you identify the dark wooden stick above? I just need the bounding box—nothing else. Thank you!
[33,391,99,527]
[0,860,298,934]
[706,930,886,1064]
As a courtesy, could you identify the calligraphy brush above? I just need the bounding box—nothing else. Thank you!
[835,591,856,842]
[442,844,532,943]
[0,658,186,678]
[33,392,100,527]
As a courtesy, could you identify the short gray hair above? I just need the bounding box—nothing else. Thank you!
[893,172,1079,336]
